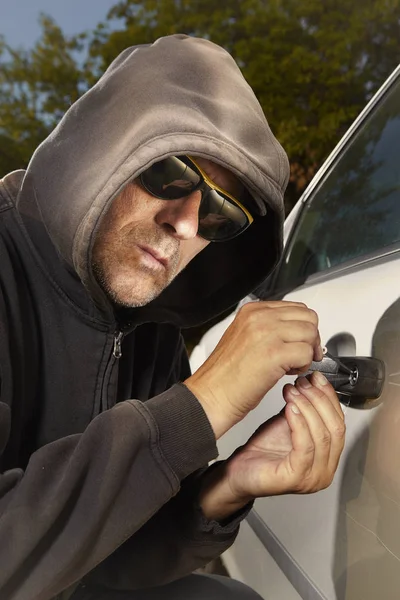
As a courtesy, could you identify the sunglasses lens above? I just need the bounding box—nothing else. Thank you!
[198,190,249,241]
[140,156,251,241]
[140,157,201,200]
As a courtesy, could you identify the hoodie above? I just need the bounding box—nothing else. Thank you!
[0,34,289,599]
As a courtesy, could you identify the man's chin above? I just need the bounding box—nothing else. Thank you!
[106,286,163,309]
[92,261,175,309]
[104,274,171,309]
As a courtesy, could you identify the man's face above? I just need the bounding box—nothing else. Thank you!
[92,157,242,308]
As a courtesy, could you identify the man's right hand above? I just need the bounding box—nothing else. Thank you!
[185,300,324,439]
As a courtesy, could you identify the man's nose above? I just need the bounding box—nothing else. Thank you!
[155,191,201,240]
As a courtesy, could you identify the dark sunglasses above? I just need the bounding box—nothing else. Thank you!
[139,155,254,242]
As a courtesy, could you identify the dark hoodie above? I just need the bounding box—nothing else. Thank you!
[0,35,289,599]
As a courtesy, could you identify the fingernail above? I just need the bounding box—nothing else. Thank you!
[289,384,300,395]
[291,404,301,414]
[314,371,328,386]
[297,377,311,389]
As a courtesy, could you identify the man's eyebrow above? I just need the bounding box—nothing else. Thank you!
[201,164,244,196]
[216,173,245,198]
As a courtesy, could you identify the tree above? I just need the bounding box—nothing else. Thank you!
[1,0,400,211]
[0,15,87,174]
[87,0,400,209]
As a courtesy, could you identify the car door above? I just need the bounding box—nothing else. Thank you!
[216,65,400,600]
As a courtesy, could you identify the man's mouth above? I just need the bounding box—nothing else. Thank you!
[137,244,170,268]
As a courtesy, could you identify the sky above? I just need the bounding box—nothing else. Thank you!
[0,0,119,48]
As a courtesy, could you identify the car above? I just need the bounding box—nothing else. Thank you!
[190,63,400,600]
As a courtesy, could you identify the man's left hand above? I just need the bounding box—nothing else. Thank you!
[199,372,346,522]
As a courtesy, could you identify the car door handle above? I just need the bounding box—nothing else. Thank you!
[303,350,385,403]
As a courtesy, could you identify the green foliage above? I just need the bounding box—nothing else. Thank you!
[0,15,88,172]
[88,0,400,209]
[1,0,399,211]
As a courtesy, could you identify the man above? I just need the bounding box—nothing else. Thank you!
[0,35,345,600]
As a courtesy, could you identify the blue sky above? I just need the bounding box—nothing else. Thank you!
[0,0,119,48]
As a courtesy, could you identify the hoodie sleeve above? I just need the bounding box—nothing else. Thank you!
[79,344,252,592]
[0,382,219,600]
[83,465,253,591]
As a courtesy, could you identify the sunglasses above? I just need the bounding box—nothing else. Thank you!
[139,155,254,242]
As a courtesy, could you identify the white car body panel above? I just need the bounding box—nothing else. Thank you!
[222,519,303,600]
[190,64,400,599]
[216,257,400,599]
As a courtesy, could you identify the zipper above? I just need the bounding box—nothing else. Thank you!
[96,326,133,415]
[113,330,124,359]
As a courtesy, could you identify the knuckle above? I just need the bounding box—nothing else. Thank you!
[312,473,332,491]
[318,478,331,491]
[293,481,307,494]
[310,383,324,397]
[247,314,266,336]
[302,475,319,494]
[304,345,314,363]
[333,421,346,439]
[315,476,326,490]
[316,430,331,447]
[297,302,308,309]
[239,302,253,314]
[291,459,338,493]
[237,304,251,320]
[303,442,315,457]
[308,323,317,337]
[308,308,319,326]
[276,339,288,357]
[325,472,335,487]
[237,305,260,330]
[305,322,319,341]
[302,321,315,334]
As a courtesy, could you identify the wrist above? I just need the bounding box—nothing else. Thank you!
[184,376,236,439]
[198,462,253,522]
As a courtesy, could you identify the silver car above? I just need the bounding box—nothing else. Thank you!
[190,64,400,600]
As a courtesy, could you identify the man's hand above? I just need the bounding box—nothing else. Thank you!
[199,373,346,522]
[185,300,323,438]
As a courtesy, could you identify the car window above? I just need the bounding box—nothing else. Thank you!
[275,76,400,293]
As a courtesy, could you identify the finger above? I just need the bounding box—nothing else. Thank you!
[295,377,345,476]
[279,313,323,362]
[259,300,309,309]
[313,331,324,361]
[275,306,319,326]
[249,302,319,327]
[281,341,314,374]
[239,301,309,316]
[285,383,332,482]
[283,400,315,482]
[306,372,344,420]
[240,303,324,361]
[284,376,344,421]
[280,321,319,346]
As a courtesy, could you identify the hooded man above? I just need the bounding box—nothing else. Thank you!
[0,35,345,600]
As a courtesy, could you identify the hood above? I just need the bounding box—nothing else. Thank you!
[16,34,289,328]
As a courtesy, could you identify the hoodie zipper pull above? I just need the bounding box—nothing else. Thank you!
[113,331,124,359]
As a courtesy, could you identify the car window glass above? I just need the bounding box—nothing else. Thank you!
[275,76,400,293]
